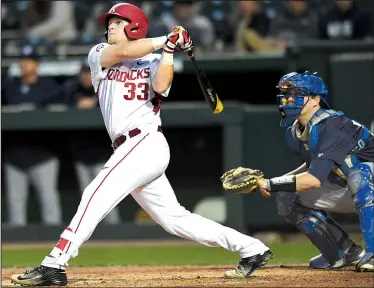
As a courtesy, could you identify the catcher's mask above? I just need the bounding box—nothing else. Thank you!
[276,71,330,127]
[98,3,149,41]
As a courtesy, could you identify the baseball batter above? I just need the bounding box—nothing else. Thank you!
[222,71,373,272]
[11,3,272,286]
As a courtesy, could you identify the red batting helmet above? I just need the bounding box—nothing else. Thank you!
[98,3,149,40]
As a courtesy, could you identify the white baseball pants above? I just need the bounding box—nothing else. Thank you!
[75,162,121,224]
[42,128,269,268]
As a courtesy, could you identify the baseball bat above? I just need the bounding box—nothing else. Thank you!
[183,48,224,114]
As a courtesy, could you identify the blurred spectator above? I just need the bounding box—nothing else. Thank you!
[199,1,235,51]
[267,0,318,47]
[2,2,23,31]
[148,0,214,52]
[3,46,66,107]
[23,0,77,43]
[2,45,64,227]
[66,59,98,108]
[64,58,121,224]
[318,0,373,40]
[233,1,276,52]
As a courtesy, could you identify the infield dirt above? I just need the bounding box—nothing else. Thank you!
[3,265,373,287]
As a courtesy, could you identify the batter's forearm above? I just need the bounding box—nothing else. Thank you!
[101,36,168,68]
[123,36,167,59]
[153,52,174,94]
[282,163,308,176]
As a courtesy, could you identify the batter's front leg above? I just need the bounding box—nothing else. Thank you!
[131,174,272,278]
[39,135,166,269]
[10,132,171,286]
[40,164,135,269]
[75,161,121,225]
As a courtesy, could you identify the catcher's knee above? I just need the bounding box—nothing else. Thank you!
[276,192,311,224]
[348,163,374,252]
[348,163,373,210]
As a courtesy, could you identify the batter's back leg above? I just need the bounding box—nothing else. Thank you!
[131,173,273,278]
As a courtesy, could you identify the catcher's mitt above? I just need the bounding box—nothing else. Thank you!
[220,167,264,194]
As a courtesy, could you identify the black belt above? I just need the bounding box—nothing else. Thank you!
[112,126,162,150]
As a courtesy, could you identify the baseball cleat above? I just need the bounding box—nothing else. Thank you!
[355,252,374,272]
[309,244,365,269]
[10,265,67,286]
[224,249,273,278]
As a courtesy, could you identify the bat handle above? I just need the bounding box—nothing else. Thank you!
[176,44,194,58]
[185,48,194,58]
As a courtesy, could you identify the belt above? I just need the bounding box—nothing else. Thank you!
[112,125,162,150]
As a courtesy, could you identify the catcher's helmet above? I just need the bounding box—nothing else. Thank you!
[98,3,149,40]
[276,71,330,127]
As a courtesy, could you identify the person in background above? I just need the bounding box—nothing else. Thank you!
[2,45,64,226]
[318,0,373,40]
[233,0,278,52]
[23,0,77,42]
[65,58,98,108]
[64,58,121,224]
[267,0,318,47]
[148,0,214,53]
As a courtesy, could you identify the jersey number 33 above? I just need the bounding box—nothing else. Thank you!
[124,82,150,101]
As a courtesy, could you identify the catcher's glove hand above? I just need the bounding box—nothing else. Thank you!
[220,167,265,194]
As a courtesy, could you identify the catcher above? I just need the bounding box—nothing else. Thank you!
[221,71,374,272]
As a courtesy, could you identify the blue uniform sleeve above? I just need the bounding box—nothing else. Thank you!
[308,159,335,182]
[312,118,356,165]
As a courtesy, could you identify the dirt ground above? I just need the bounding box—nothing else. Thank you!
[2,265,373,287]
[3,239,372,287]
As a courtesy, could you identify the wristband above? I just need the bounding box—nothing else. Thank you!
[163,40,176,54]
[152,36,167,51]
[269,175,296,192]
[160,51,174,65]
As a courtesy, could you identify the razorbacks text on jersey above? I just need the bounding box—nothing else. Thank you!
[88,43,171,141]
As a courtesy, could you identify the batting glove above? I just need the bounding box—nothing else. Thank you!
[164,26,191,54]
[179,30,193,52]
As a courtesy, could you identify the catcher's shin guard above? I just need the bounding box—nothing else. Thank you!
[297,210,357,269]
[224,249,273,278]
[10,265,67,286]
[348,163,374,272]
[276,192,356,269]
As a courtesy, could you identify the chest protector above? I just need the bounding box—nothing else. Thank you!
[290,109,371,179]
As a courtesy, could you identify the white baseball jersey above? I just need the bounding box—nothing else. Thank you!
[88,43,171,141]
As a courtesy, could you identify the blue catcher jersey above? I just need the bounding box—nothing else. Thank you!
[286,110,374,182]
